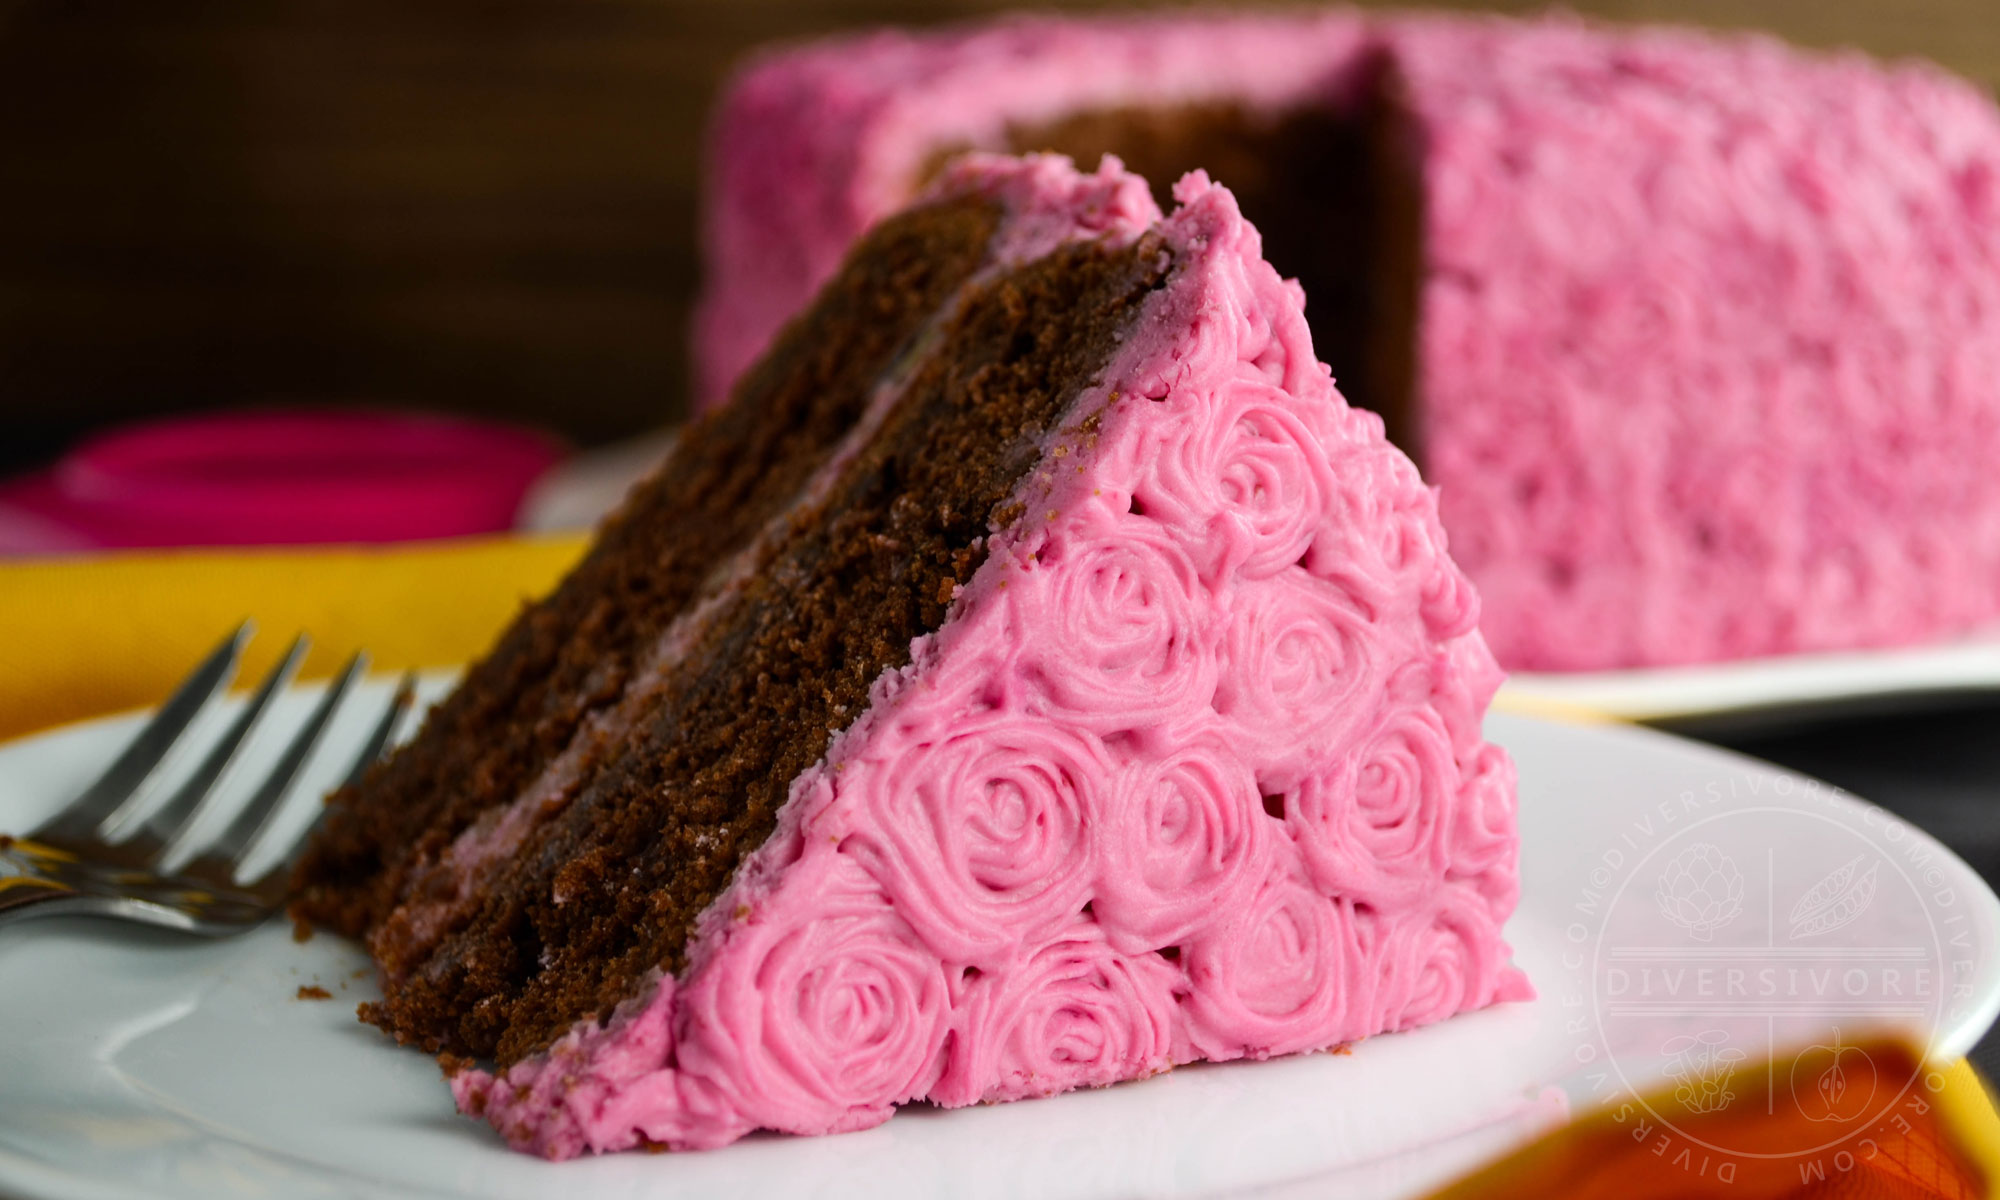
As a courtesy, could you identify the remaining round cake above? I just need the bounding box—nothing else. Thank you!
[697,11,2000,671]
[296,155,1526,1157]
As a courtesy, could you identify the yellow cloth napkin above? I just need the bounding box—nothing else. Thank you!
[0,534,587,741]
[1939,1058,2000,1192]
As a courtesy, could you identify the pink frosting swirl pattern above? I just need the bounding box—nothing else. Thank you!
[1133,383,1339,580]
[932,922,1180,1105]
[1300,448,1452,621]
[1451,740,1522,918]
[1288,706,1458,905]
[1210,567,1374,784]
[674,865,952,1137]
[1369,885,1515,1033]
[1007,518,1218,731]
[843,712,1102,963]
[1419,549,1483,643]
[1091,722,1272,953]
[1182,866,1368,1057]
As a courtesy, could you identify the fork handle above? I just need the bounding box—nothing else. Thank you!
[0,878,90,927]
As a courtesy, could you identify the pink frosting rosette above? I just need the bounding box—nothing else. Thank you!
[842,710,1103,963]
[1427,636,1506,757]
[1450,740,1521,917]
[1369,884,1517,1034]
[1130,382,1338,581]
[1007,516,1219,732]
[1210,568,1375,782]
[1091,721,1273,954]
[1182,865,1368,1057]
[1300,445,1451,618]
[672,862,951,1139]
[1418,548,1483,642]
[1287,706,1458,905]
[932,921,1180,1106]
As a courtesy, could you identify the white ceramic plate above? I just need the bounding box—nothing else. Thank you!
[1501,630,2000,726]
[2,684,1995,1200]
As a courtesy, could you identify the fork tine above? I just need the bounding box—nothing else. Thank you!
[342,671,416,790]
[37,622,252,844]
[186,651,369,880]
[121,634,310,865]
[247,671,416,892]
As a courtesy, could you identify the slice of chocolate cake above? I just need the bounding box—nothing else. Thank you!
[295,154,1526,1157]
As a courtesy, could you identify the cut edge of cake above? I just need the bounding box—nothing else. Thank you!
[300,163,1187,1070]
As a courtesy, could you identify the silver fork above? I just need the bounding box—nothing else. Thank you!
[0,624,414,933]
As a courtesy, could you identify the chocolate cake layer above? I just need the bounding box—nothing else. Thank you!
[358,232,1172,1064]
[293,195,1002,937]
[973,66,1426,452]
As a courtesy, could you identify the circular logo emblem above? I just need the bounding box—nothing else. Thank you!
[1557,770,1973,1182]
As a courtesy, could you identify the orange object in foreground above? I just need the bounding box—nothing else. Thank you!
[1427,1039,1988,1199]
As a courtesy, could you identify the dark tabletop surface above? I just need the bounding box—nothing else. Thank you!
[1688,697,2000,1082]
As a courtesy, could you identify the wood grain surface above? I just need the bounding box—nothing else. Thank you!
[1,0,1995,466]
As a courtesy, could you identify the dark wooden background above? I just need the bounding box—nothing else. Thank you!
[2,0,1996,470]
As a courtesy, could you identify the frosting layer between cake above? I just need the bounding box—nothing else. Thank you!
[454,156,1525,1156]
[697,11,2000,671]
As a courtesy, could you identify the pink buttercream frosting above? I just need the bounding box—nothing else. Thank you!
[452,156,1525,1156]
[695,10,2000,671]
